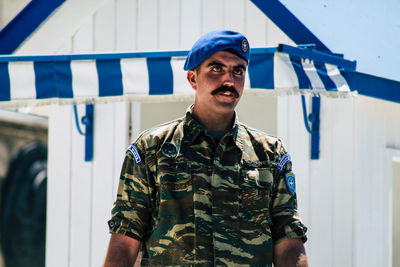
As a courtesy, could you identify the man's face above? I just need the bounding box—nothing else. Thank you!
[187,50,247,117]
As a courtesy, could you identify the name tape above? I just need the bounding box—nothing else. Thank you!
[127,144,141,163]
[278,153,291,170]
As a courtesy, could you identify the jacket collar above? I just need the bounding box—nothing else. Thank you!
[182,105,241,145]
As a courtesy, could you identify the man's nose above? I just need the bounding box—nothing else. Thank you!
[222,71,235,86]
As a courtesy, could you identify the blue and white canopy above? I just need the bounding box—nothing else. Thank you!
[0,44,358,107]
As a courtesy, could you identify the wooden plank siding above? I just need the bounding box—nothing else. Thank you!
[352,96,400,267]
[42,0,400,266]
[45,1,287,266]
[47,105,73,267]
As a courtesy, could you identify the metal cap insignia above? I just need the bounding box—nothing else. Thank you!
[241,39,249,53]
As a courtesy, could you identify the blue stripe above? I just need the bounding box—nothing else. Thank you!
[85,104,94,161]
[250,0,330,52]
[0,0,65,54]
[0,62,10,101]
[279,44,356,71]
[248,53,274,89]
[289,55,312,89]
[55,61,73,98]
[310,97,320,159]
[96,59,123,97]
[313,61,337,91]
[0,50,189,62]
[147,58,173,95]
[0,47,273,62]
[342,71,400,104]
[34,62,58,99]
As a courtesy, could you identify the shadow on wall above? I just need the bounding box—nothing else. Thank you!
[0,142,47,267]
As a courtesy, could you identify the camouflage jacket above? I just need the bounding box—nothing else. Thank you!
[108,107,307,266]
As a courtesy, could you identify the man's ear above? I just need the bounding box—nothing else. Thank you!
[187,70,197,91]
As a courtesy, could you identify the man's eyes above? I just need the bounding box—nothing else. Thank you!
[210,66,244,76]
[233,68,244,76]
[211,66,222,72]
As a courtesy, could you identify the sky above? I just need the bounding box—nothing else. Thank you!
[281,0,400,81]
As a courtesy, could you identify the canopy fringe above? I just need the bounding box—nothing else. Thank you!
[0,89,357,109]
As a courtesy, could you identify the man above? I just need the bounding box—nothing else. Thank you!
[104,30,308,267]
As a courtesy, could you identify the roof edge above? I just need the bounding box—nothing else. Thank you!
[250,0,331,52]
[0,0,65,54]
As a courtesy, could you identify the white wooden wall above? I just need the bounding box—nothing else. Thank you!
[392,156,400,267]
[278,95,356,266]
[352,96,400,267]
[47,2,131,266]
[278,94,400,267]
[20,0,399,266]
[0,0,30,29]
[43,1,293,266]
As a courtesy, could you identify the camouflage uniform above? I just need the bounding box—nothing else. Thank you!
[108,106,307,266]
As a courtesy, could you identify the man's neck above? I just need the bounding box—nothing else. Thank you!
[192,105,235,131]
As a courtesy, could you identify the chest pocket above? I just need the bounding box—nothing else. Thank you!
[236,163,275,264]
[156,156,193,221]
[240,164,275,227]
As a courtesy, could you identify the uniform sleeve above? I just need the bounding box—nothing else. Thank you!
[269,145,307,245]
[107,142,154,241]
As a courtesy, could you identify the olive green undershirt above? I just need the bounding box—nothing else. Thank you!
[205,130,228,145]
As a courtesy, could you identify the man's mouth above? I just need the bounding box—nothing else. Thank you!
[211,86,239,98]
[221,91,233,96]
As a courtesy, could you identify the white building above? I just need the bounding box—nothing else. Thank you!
[0,0,399,266]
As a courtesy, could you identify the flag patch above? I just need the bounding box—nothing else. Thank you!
[285,171,296,195]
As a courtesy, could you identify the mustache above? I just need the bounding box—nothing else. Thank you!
[211,85,239,98]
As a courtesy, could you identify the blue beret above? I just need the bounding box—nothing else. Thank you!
[183,30,250,71]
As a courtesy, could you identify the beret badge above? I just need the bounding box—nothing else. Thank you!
[241,39,249,53]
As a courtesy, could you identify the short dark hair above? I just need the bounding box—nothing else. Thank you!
[193,65,201,74]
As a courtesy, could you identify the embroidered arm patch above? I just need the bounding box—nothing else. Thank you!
[285,171,296,195]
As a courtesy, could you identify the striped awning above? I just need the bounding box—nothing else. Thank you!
[0,44,357,107]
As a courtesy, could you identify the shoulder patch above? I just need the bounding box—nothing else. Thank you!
[285,171,296,195]
[127,144,141,163]
[278,153,291,170]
